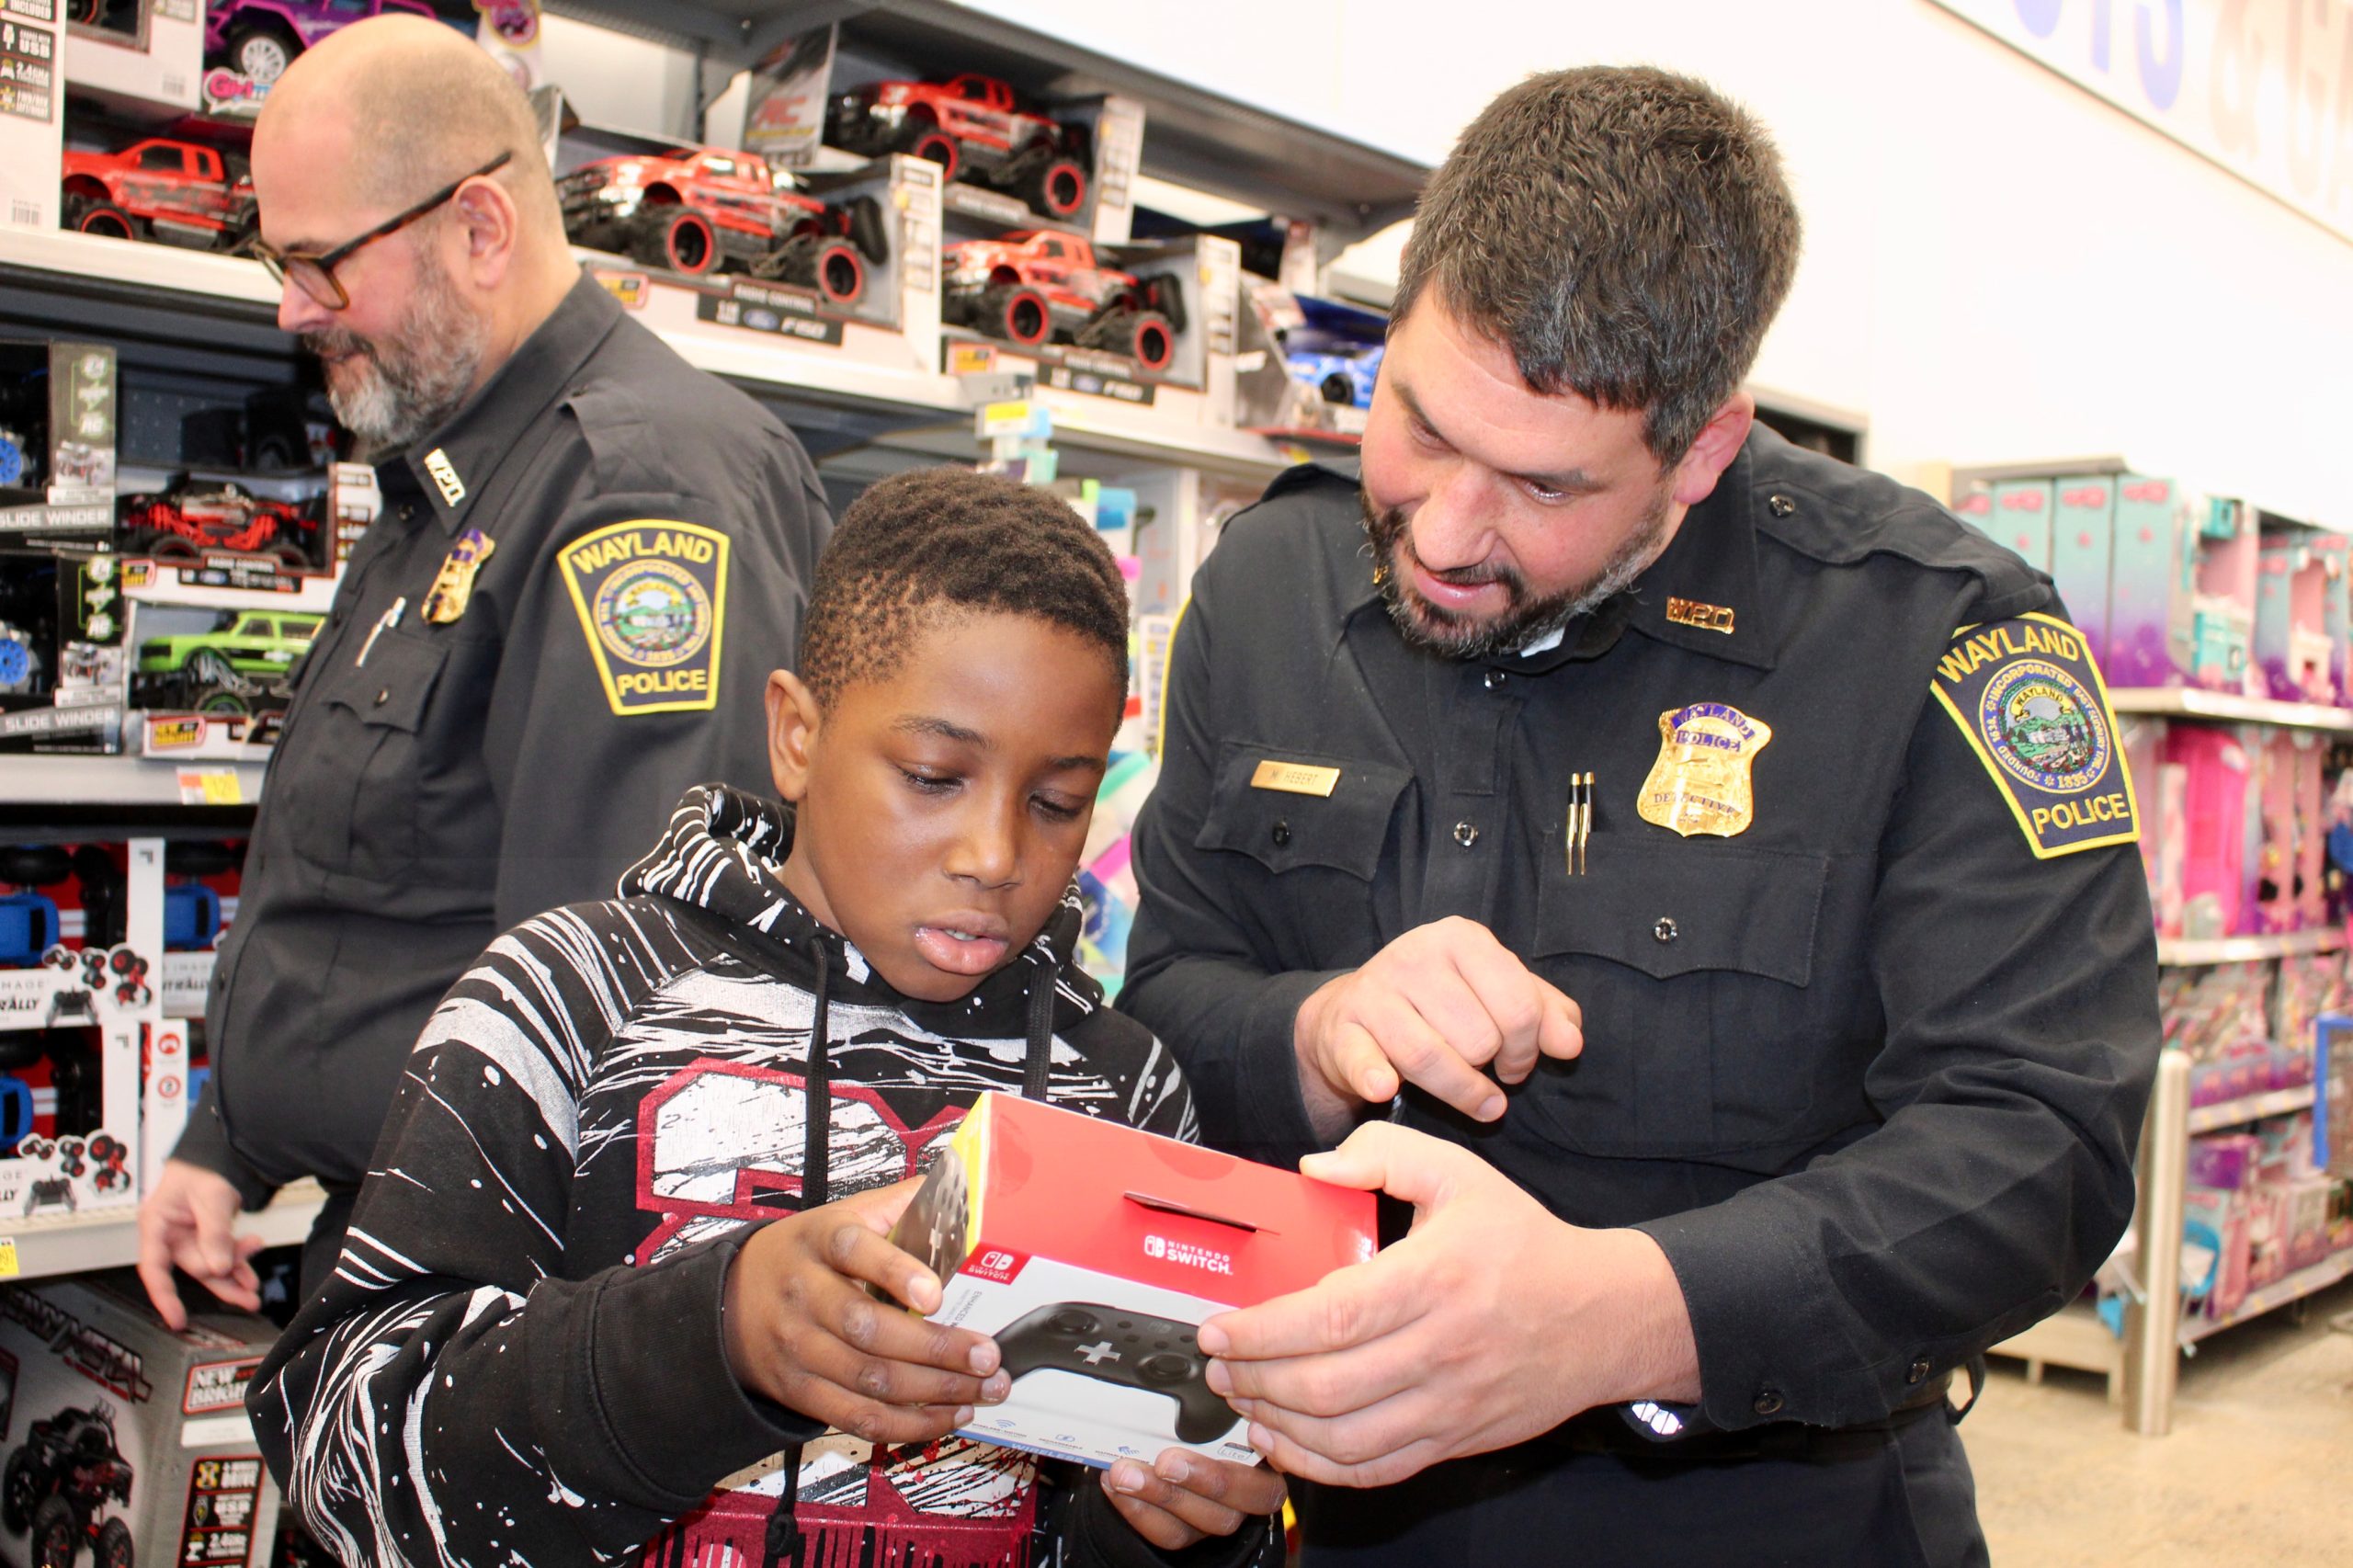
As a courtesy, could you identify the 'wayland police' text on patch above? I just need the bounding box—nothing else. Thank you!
[1929,612,2138,859]
[559,520,731,716]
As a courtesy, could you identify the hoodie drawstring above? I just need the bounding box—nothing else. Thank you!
[1022,960,1055,1103]
[767,947,833,1568]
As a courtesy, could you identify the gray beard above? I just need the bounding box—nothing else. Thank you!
[1358,483,1671,660]
[307,245,489,451]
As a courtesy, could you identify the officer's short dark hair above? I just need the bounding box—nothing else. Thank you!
[799,466,1129,712]
[1392,65,1802,463]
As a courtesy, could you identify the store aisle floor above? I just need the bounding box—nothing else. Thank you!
[1964,1278,2353,1565]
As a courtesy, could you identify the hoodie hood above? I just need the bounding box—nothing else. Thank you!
[619,782,1107,1042]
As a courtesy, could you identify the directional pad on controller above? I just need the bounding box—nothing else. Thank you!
[1077,1340,1121,1366]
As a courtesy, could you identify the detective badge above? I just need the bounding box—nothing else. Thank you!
[1637,701,1771,838]
[421,528,495,625]
[558,518,731,716]
[1930,611,2137,858]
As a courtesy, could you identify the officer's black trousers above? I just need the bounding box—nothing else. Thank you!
[1294,1412,1989,1568]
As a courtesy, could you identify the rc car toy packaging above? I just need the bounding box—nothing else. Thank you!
[0,1274,282,1568]
[889,1092,1377,1470]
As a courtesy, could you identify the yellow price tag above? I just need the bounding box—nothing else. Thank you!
[0,1240,19,1278]
[176,769,244,806]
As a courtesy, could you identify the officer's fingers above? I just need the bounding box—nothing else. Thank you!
[1322,1019,1400,1107]
[1447,938,1553,1082]
[1535,982,1584,1062]
[188,1193,243,1279]
[1373,1002,1506,1123]
[134,1215,190,1333]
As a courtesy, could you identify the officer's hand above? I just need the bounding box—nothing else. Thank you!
[1293,916,1582,1134]
[1197,1123,1699,1488]
[1099,1448,1286,1551]
[723,1177,1009,1446]
[136,1159,267,1330]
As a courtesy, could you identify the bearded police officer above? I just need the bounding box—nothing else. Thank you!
[136,16,830,1325]
[1120,67,2161,1565]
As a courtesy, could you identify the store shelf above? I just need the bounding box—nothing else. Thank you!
[546,0,1429,252]
[1989,1298,2122,1386]
[2180,1247,2353,1345]
[2155,927,2344,966]
[2,1179,324,1283]
[2185,1083,2317,1133]
[0,755,264,809]
[2110,686,2353,733]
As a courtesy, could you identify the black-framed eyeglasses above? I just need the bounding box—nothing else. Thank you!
[251,150,514,311]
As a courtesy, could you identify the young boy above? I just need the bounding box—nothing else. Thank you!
[248,468,1286,1567]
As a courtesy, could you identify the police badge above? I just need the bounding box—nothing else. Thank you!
[1637,701,1772,838]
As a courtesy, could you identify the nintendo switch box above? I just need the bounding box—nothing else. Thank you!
[890,1092,1378,1471]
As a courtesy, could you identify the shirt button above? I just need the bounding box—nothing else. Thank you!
[399,504,416,523]
[1653,916,1677,943]
[1907,1358,1932,1386]
[374,688,390,706]
[1753,1390,1784,1417]
[1768,494,1797,517]
[1482,669,1507,692]
[1453,822,1479,849]
[1271,820,1290,847]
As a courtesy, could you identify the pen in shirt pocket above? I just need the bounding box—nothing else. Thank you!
[356,595,408,667]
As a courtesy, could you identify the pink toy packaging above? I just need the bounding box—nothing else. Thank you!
[2307,532,2352,705]
[2108,475,2200,687]
[2049,477,2114,670]
[1989,480,2053,569]
[2254,534,2334,703]
[2192,499,2259,693]
[2165,724,2254,937]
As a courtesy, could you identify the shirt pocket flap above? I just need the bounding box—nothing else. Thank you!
[1196,742,1412,881]
[325,629,448,735]
[1536,842,1826,985]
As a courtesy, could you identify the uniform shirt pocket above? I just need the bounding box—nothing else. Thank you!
[277,628,450,875]
[1520,841,1832,1158]
[1194,741,1412,881]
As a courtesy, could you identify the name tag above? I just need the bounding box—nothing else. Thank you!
[1251,759,1340,797]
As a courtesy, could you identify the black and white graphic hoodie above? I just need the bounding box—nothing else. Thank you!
[249,784,1268,1568]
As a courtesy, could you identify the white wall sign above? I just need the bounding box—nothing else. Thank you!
[1929,0,2353,245]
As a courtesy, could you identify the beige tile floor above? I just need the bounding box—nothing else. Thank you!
[1966,1278,2353,1565]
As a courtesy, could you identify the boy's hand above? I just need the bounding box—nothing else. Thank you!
[723,1178,1009,1445]
[1100,1449,1286,1552]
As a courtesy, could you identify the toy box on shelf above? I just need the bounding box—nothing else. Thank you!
[144,837,238,1192]
[0,839,156,1219]
[1233,280,1384,443]
[119,552,334,760]
[1954,479,2053,570]
[64,0,204,119]
[0,1272,284,1568]
[197,0,476,120]
[2255,528,2341,705]
[55,118,255,251]
[729,20,1144,248]
[2,339,118,544]
[0,6,64,235]
[573,150,946,382]
[0,542,127,756]
[939,231,1242,436]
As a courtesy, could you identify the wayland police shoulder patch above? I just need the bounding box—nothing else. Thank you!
[1929,611,2138,859]
[558,518,730,717]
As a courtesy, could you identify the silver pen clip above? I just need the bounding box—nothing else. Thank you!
[356,595,408,667]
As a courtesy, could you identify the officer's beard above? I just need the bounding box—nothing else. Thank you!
[1359,484,1671,660]
[304,243,490,453]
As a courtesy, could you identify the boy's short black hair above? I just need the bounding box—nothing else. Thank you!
[798,466,1130,711]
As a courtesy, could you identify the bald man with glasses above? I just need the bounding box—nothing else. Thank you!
[137,15,831,1327]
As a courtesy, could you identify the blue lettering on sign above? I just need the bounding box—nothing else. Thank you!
[2016,0,2063,36]
[2137,0,2183,108]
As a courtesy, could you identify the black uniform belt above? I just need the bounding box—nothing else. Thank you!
[1557,1370,1957,1464]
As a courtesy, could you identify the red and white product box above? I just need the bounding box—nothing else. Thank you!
[892,1092,1377,1470]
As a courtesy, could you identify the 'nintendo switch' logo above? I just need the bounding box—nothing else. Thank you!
[961,1247,1029,1285]
[1143,1234,1233,1275]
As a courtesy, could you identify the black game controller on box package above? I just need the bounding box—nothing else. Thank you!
[888,1092,1378,1470]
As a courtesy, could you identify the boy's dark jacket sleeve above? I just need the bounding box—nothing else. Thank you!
[246,919,819,1566]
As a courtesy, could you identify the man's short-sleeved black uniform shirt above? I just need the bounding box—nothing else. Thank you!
[1120,426,2161,1436]
[181,271,832,1201]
